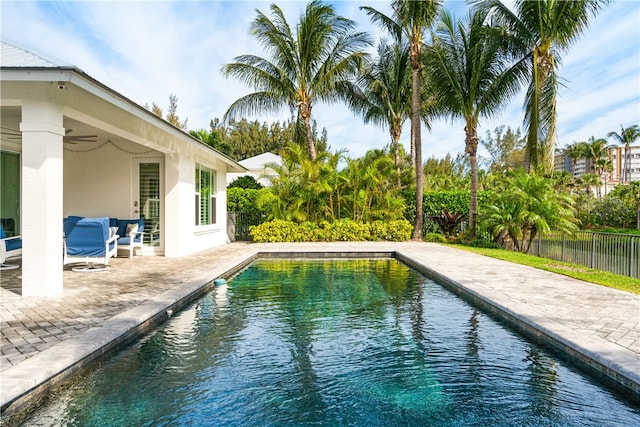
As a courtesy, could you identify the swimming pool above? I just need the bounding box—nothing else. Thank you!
[18,259,640,426]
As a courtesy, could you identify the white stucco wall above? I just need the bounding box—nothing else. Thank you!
[63,140,161,218]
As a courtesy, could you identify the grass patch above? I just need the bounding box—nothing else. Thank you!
[450,244,640,295]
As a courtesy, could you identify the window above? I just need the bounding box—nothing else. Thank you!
[195,164,217,226]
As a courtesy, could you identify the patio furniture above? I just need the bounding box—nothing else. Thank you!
[111,218,144,258]
[0,225,21,270]
[63,216,118,272]
[0,218,16,237]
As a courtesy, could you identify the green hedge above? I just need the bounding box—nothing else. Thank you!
[249,219,413,242]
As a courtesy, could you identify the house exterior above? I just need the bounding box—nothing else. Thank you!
[0,41,246,296]
[226,152,283,187]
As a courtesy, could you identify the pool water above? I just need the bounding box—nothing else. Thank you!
[20,259,640,426]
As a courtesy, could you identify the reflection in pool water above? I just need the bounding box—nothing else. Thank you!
[20,259,640,426]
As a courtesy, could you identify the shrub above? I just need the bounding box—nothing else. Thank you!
[249,219,412,242]
[228,175,263,190]
[424,233,448,243]
[592,195,635,229]
[227,187,260,212]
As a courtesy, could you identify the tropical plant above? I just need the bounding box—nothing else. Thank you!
[341,149,406,222]
[613,181,640,229]
[222,0,372,161]
[576,173,601,197]
[362,0,443,240]
[424,8,524,235]
[429,208,465,237]
[607,124,640,184]
[260,144,404,225]
[481,168,578,253]
[472,0,609,173]
[563,142,584,178]
[579,136,610,198]
[352,40,412,187]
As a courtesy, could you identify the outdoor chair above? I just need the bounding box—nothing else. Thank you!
[63,216,118,272]
[0,224,21,270]
[111,218,144,258]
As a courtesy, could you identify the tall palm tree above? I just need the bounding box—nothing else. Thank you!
[472,0,608,173]
[353,40,412,188]
[222,1,372,161]
[607,124,640,184]
[424,9,523,235]
[362,0,442,240]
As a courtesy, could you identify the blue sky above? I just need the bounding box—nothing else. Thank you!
[2,0,639,160]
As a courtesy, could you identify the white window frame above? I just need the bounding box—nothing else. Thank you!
[195,164,217,227]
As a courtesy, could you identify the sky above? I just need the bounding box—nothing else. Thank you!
[1,0,639,161]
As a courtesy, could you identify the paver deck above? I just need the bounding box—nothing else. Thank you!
[1,242,639,417]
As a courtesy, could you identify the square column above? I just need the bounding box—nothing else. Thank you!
[20,99,65,296]
[164,153,190,257]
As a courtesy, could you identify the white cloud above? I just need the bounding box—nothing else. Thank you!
[2,0,638,160]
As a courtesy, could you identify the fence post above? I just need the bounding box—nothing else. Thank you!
[537,233,541,257]
[561,232,565,263]
[590,233,596,269]
[631,237,636,278]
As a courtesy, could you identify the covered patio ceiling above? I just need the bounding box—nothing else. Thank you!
[1,105,136,149]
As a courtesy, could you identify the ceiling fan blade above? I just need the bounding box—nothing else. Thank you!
[0,126,21,136]
[65,135,98,140]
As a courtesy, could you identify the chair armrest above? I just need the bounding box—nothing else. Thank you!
[107,234,119,245]
[1,236,21,243]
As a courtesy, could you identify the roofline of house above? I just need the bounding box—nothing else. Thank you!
[1,65,247,173]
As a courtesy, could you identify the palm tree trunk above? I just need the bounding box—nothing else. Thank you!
[299,103,317,161]
[465,125,478,236]
[411,66,423,240]
[391,128,401,188]
[624,143,630,184]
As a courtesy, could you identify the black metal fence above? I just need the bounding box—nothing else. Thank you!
[530,231,640,279]
[227,211,267,241]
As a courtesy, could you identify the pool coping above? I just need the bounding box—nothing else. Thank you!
[1,247,639,419]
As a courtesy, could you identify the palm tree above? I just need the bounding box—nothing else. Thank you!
[579,136,609,198]
[563,142,584,179]
[362,0,442,240]
[607,124,640,184]
[222,1,372,161]
[482,169,577,253]
[472,0,608,173]
[424,9,523,235]
[352,40,412,188]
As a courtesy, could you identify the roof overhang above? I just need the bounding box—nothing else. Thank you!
[0,66,246,173]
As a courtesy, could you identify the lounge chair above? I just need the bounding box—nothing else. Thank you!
[112,218,144,258]
[63,216,118,272]
[0,225,21,270]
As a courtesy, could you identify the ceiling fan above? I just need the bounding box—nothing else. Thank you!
[0,127,98,144]
[0,126,21,141]
[64,129,98,144]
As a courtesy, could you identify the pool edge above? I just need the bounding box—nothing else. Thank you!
[2,247,638,420]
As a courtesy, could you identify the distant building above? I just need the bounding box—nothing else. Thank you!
[555,143,640,196]
[226,152,283,187]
